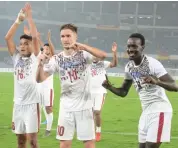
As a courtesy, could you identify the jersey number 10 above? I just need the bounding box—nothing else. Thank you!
[68,69,78,82]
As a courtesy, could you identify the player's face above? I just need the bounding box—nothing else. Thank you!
[42,46,51,57]
[126,38,144,61]
[19,38,32,57]
[60,29,77,50]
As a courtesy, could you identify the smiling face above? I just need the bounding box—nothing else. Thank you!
[126,37,144,61]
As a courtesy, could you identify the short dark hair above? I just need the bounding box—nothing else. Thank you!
[129,33,145,46]
[20,34,32,41]
[44,43,49,47]
[40,47,44,51]
[60,24,78,33]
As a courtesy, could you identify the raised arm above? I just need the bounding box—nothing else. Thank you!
[36,54,51,83]
[25,3,40,56]
[102,75,132,97]
[5,9,26,56]
[36,32,44,48]
[24,25,44,48]
[109,42,118,68]
[47,30,55,56]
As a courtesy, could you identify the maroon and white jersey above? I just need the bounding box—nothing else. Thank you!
[44,50,93,112]
[12,51,40,105]
[125,55,172,114]
[90,61,110,93]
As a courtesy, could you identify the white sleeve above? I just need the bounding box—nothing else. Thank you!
[43,56,58,75]
[11,49,19,62]
[104,61,111,69]
[150,59,167,78]
[83,50,93,64]
[124,65,132,80]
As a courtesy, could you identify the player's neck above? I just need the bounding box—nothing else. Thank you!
[133,55,144,66]
[63,48,75,56]
[20,53,31,57]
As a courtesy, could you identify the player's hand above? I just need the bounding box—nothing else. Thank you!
[102,74,112,89]
[47,30,51,41]
[69,42,85,51]
[142,76,158,85]
[25,3,33,20]
[38,53,50,65]
[15,8,26,24]
[111,42,117,53]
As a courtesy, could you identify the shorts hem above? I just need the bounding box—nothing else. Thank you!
[25,131,38,134]
[146,140,171,143]
[77,137,95,141]
[56,136,73,141]
[13,131,26,134]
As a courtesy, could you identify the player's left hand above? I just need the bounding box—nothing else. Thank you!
[102,74,112,89]
[142,76,158,85]
[47,30,51,41]
[25,3,33,20]
[111,42,117,52]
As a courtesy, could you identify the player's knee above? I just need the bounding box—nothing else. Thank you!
[60,140,72,148]
[83,140,95,148]
[29,139,38,148]
[94,110,100,116]
[146,142,161,148]
[139,143,146,148]
[46,106,53,114]
[18,137,26,146]
[17,134,27,146]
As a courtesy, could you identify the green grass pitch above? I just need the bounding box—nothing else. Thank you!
[0,73,177,148]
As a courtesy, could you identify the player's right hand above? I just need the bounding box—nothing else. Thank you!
[111,42,117,53]
[38,53,50,65]
[69,42,86,51]
[102,74,112,89]
[47,30,51,41]
[15,9,26,24]
[24,3,33,20]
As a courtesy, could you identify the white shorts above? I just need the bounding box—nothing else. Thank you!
[138,112,172,143]
[12,103,40,134]
[56,108,95,141]
[40,88,54,107]
[91,93,106,111]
